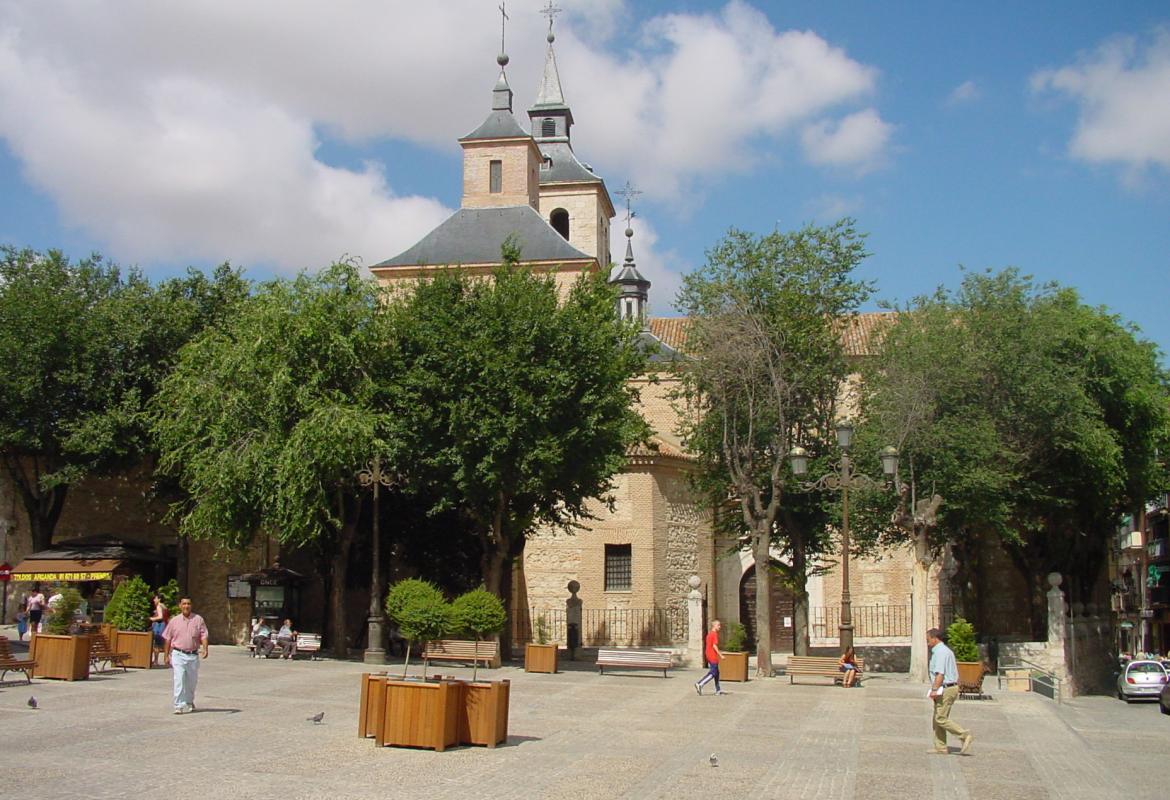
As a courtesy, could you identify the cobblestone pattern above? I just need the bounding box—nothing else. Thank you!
[1,636,1167,800]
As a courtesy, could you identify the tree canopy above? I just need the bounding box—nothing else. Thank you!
[0,246,247,550]
[151,261,392,655]
[675,220,872,671]
[386,246,650,651]
[860,268,1170,633]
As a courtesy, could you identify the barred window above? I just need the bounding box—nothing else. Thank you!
[605,544,632,591]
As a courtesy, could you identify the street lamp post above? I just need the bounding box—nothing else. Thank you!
[357,456,398,664]
[789,421,898,652]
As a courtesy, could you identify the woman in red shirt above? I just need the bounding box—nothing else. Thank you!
[694,619,726,695]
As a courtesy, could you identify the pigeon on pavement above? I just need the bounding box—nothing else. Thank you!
[307,711,325,724]
[709,753,718,767]
[28,696,38,709]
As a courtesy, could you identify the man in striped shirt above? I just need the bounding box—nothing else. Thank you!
[163,598,209,715]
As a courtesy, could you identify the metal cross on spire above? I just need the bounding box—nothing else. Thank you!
[498,2,510,56]
[540,1,563,34]
[616,181,643,229]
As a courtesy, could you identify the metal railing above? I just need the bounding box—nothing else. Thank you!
[997,658,1063,704]
[809,603,954,639]
[513,605,686,647]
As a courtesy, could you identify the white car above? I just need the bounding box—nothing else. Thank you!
[1117,660,1167,702]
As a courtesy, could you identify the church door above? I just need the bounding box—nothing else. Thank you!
[739,565,795,653]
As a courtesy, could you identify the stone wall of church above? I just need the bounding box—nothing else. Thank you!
[537,184,608,266]
[461,139,541,210]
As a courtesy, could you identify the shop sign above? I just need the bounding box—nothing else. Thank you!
[0,562,11,582]
[226,575,251,599]
[11,570,112,581]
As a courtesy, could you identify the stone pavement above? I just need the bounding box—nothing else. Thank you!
[1,642,1168,800]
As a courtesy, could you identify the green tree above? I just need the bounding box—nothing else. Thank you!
[946,617,980,663]
[388,246,649,655]
[451,587,507,681]
[105,576,153,631]
[44,588,83,635]
[152,262,393,657]
[861,269,1170,639]
[675,221,871,675]
[0,247,248,551]
[386,578,451,678]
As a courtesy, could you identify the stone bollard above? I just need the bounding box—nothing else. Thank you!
[686,575,704,668]
[565,580,581,661]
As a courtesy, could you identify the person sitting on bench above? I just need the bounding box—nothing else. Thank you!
[251,617,274,658]
[275,619,297,659]
[838,646,860,687]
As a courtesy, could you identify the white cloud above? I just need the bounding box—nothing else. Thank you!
[0,0,890,271]
[800,109,893,172]
[1032,29,1170,178]
[947,80,981,105]
[804,193,863,222]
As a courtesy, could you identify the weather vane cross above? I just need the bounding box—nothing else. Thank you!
[616,181,643,228]
[499,2,510,55]
[540,1,563,33]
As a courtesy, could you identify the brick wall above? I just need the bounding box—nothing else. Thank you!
[461,138,541,210]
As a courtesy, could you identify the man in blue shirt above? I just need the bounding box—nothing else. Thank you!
[927,628,974,754]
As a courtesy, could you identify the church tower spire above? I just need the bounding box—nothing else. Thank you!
[610,182,650,326]
[530,2,573,142]
[458,2,542,211]
[530,2,615,267]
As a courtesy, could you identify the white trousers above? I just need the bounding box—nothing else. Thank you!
[171,650,200,709]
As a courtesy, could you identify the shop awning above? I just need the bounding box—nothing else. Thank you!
[10,558,124,582]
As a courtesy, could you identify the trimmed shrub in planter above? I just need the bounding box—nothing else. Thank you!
[524,613,558,673]
[385,579,453,679]
[451,587,506,681]
[720,622,750,682]
[946,617,986,692]
[104,576,155,668]
[458,679,510,747]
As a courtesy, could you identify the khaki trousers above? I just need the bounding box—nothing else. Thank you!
[932,685,968,750]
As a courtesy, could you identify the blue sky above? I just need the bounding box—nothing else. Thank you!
[1,1,1168,360]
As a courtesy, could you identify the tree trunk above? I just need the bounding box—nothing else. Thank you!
[790,542,810,657]
[909,530,930,682]
[5,455,68,552]
[752,532,773,677]
[481,537,519,663]
[328,517,357,659]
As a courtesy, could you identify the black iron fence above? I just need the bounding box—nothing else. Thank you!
[809,604,954,640]
[513,605,687,647]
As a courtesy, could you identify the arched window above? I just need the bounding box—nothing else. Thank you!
[550,208,569,240]
[542,118,556,137]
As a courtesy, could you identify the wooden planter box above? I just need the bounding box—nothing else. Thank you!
[458,680,510,747]
[31,634,91,681]
[358,672,390,739]
[957,661,986,694]
[377,679,461,752]
[117,630,154,669]
[100,623,117,645]
[720,652,749,682]
[524,643,558,673]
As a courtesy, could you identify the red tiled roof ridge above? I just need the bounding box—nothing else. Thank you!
[649,311,895,357]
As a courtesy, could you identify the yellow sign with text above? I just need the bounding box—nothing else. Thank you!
[11,571,112,582]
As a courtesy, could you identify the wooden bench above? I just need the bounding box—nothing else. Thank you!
[88,632,131,673]
[247,632,322,659]
[0,635,36,684]
[423,639,501,669]
[596,648,674,678]
[786,655,865,685]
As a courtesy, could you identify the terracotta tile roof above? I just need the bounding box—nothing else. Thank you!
[626,435,697,463]
[649,311,894,358]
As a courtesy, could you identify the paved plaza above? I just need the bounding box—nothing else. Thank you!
[2,637,1168,800]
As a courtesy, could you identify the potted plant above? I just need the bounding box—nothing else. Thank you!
[946,617,985,692]
[377,579,460,751]
[524,612,558,674]
[385,578,453,679]
[451,587,511,747]
[719,621,750,682]
[103,575,154,668]
[32,587,91,680]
